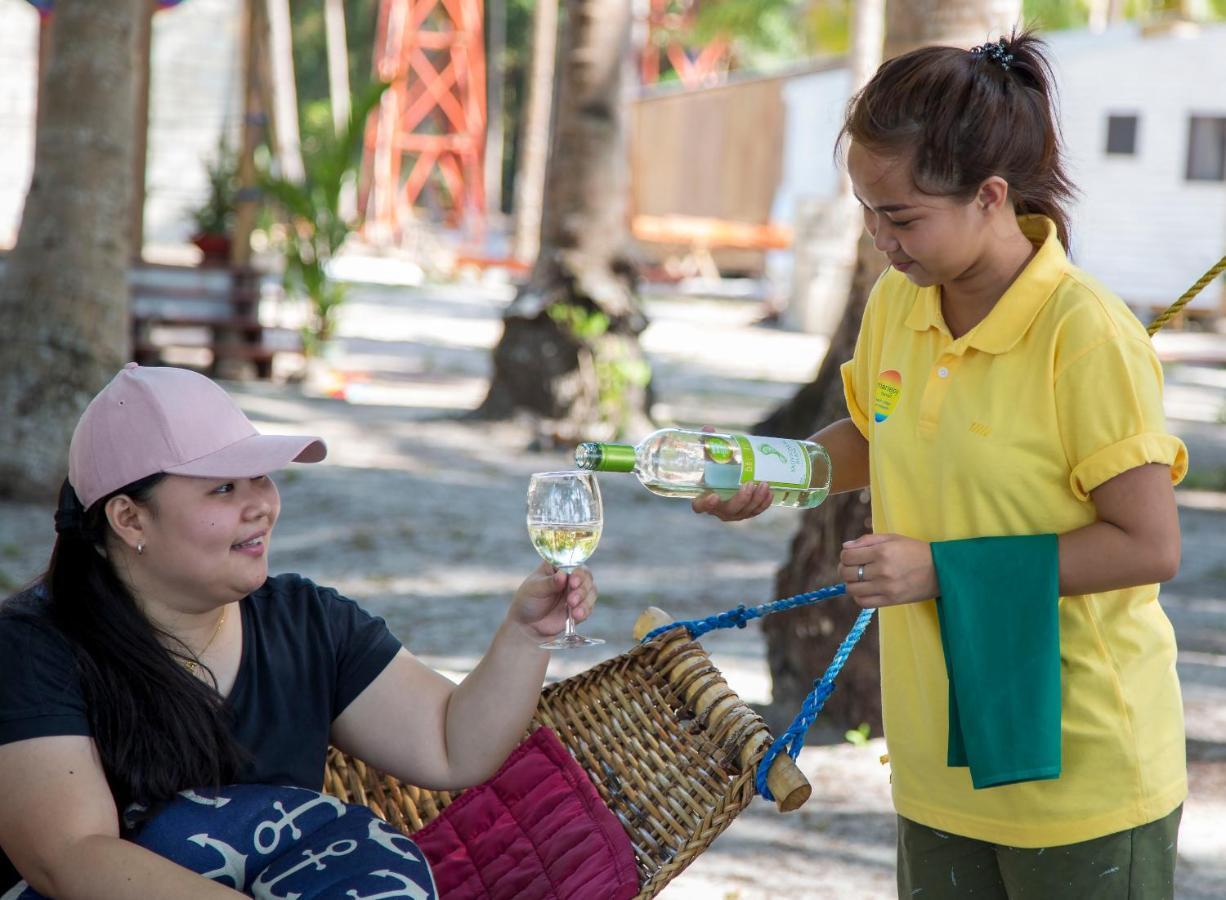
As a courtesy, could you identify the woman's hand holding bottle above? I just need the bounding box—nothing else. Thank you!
[690,481,775,520]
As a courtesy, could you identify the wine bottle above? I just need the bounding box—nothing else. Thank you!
[575,428,832,509]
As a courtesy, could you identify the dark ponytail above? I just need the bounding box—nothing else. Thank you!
[40,477,245,816]
[839,29,1077,250]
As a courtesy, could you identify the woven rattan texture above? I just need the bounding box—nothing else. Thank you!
[323,630,774,899]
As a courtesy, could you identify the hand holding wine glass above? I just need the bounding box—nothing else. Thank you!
[526,471,604,649]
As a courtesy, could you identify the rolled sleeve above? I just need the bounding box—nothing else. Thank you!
[1055,335,1188,501]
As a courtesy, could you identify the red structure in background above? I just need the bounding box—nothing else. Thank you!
[359,0,732,247]
[361,0,486,241]
[641,0,731,89]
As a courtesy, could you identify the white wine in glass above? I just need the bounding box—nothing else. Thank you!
[526,471,603,650]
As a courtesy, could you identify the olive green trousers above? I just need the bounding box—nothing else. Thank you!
[896,804,1182,899]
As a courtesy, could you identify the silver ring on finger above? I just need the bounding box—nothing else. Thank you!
[856,564,865,583]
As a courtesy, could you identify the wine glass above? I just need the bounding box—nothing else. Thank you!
[526,470,604,650]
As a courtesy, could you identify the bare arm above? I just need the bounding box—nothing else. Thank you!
[693,417,871,520]
[0,736,242,899]
[810,417,870,496]
[839,463,1180,606]
[330,564,596,790]
[1055,462,1180,593]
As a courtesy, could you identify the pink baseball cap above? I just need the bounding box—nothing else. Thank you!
[68,363,327,509]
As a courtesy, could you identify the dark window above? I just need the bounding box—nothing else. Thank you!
[1187,116,1226,182]
[1105,115,1138,155]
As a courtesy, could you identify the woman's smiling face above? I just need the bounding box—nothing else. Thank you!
[846,141,987,288]
[135,474,281,608]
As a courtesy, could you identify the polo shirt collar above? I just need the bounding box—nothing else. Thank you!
[904,215,1069,355]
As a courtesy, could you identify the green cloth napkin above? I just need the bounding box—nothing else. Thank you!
[930,534,1061,790]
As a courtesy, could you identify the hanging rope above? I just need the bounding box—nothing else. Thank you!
[638,582,850,644]
[1145,254,1226,336]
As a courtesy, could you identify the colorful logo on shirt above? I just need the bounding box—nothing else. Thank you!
[873,370,902,423]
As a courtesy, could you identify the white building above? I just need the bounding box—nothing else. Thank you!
[771,22,1226,316]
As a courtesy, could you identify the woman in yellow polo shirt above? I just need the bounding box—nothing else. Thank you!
[699,30,1187,898]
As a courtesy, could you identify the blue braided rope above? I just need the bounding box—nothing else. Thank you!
[755,605,876,801]
[635,581,874,802]
[638,582,849,645]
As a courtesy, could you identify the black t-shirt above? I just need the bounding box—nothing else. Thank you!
[0,574,402,889]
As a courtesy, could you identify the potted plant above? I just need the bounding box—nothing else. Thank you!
[260,81,389,357]
[188,136,239,263]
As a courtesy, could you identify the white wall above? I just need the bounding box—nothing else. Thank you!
[0,0,243,252]
[1051,23,1226,309]
[771,65,851,227]
[771,24,1226,312]
[0,3,39,249]
[145,0,244,248]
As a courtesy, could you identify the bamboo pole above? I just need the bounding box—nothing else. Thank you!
[633,607,812,813]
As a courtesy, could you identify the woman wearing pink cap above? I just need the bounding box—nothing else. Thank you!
[0,364,597,899]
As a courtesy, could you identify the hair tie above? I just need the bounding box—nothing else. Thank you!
[970,38,1014,72]
[54,479,86,535]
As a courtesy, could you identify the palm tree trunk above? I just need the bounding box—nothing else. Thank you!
[761,0,1021,734]
[0,0,143,501]
[481,0,649,437]
[510,0,559,265]
[265,0,304,182]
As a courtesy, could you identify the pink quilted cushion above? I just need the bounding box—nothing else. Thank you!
[414,726,639,900]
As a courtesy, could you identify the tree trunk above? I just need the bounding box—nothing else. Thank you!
[484,0,507,217]
[265,0,304,182]
[481,0,649,438]
[510,0,559,265]
[0,0,143,502]
[760,0,1022,735]
[323,0,351,135]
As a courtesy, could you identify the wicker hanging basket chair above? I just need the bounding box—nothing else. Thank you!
[322,607,811,899]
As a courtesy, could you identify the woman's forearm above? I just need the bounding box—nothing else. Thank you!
[442,618,549,786]
[41,834,242,900]
[809,417,870,495]
[1057,520,1180,596]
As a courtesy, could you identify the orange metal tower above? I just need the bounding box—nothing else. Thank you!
[362,0,486,240]
[641,0,731,89]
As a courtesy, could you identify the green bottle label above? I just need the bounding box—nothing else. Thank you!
[734,435,810,489]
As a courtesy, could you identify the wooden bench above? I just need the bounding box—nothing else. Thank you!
[130,263,296,378]
[631,213,793,280]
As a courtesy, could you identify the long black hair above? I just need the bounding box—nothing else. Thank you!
[14,476,246,815]
[839,29,1078,250]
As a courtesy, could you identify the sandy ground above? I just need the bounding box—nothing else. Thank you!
[1,274,1223,898]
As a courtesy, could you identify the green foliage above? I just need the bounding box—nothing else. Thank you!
[189,136,239,237]
[1180,465,1226,491]
[289,0,379,121]
[260,80,390,355]
[547,303,610,340]
[548,303,652,432]
[1022,0,1090,30]
[690,0,816,68]
[844,722,871,746]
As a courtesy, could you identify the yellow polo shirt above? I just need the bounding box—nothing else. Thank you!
[841,215,1188,847]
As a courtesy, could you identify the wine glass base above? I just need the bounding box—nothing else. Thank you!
[539,633,605,650]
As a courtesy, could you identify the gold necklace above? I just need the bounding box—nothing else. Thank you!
[181,608,227,675]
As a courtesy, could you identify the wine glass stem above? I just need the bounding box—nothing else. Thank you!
[563,611,577,637]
